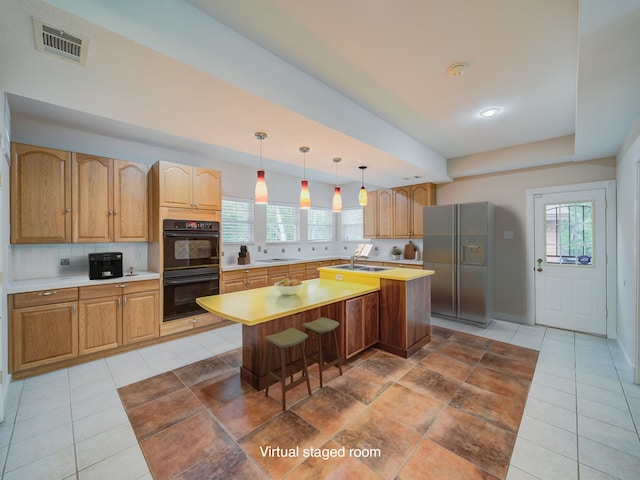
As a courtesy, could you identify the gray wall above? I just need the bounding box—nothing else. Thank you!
[436,158,617,324]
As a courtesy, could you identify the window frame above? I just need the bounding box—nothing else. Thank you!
[221,197,254,244]
[307,207,334,242]
[266,202,300,243]
[341,207,364,241]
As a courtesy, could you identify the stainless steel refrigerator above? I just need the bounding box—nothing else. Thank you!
[423,202,494,325]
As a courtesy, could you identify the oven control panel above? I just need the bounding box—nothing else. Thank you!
[163,219,219,231]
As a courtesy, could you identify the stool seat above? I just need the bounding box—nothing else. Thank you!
[266,328,308,348]
[302,317,343,388]
[302,317,340,334]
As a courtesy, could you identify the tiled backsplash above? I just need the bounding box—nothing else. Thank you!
[220,238,423,267]
[10,243,149,281]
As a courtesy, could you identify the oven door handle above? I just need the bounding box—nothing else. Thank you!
[164,231,219,238]
[164,275,219,286]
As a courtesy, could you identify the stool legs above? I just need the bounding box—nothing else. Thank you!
[311,329,343,389]
[264,341,311,411]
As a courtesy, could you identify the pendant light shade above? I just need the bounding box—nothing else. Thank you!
[332,157,342,212]
[358,165,368,206]
[332,186,343,212]
[254,132,268,204]
[299,146,311,209]
[254,170,268,204]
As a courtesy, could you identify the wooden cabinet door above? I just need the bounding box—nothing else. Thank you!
[158,162,193,208]
[363,191,378,238]
[122,290,159,344]
[12,302,78,370]
[409,183,435,237]
[393,186,411,238]
[10,143,72,244]
[363,293,379,348]
[78,296,122,355]
[377,189,394,238]
[73,153,113,243]
[193,168,222,210]
[345,297,364,358]
[113,160,148,241]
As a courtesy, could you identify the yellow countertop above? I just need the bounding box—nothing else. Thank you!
[318,266,435,285]
[197,278,379,326]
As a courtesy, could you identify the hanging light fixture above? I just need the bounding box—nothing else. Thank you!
[299,146,311,209]
[332,157,342,212]
[358,165,368,206]
[254,132,268,204]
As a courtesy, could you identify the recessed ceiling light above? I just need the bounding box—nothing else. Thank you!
[480,108,500,118]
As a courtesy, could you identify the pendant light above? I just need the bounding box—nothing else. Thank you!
[299,146,311,209]
[254,132,268,204]
[332,157,342,212]
[358,165,368,206]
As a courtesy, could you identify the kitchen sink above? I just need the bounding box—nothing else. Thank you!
[327,264,392,272]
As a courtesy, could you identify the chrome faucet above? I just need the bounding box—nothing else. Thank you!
[350,243,372,269]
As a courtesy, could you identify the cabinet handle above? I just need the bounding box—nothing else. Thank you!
[65,208,71,213]
[117,284,128,288]
[190,319,197,324]
[117,297,121,307]
[108,210,114,215]
[72,304,76,314]
[112,210,119,215]
[123,297,127,307]
[38,290,57,296]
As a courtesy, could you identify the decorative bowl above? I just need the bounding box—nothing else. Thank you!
[275,283,302,296]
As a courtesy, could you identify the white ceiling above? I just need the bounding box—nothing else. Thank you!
[2,0,640,188]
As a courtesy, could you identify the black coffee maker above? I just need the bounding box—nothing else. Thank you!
[89,252,123,280]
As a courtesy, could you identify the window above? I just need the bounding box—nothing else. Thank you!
[545,201,593,265]
[266,204,299,242]
[342,207,364,241]
[222,198,253,243]
[307,208,333,241]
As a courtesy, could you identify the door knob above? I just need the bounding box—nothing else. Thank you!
[536,258,543,272]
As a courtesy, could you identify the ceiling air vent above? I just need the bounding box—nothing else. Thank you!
[32,18,88,66]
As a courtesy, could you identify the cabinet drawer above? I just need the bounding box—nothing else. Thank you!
[80,279,159,299]
[13,287,78,308]
[223,268,268,280]
[123,279,159,294]
[268,265,289,275]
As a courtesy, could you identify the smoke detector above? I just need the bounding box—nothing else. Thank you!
[447,62,467,77]
[32,18,89,66]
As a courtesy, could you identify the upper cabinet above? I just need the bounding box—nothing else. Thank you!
[362,188,394,239]
[363,183,436,239]
[10,143,72,244]
[393,183,436,238]
[73,154,149,243]
[155,161,221,211]
[10,143,148,244]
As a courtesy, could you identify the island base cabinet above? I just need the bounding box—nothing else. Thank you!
[12,302,79,372]
[378,276,431,357]
[345,293,379,358]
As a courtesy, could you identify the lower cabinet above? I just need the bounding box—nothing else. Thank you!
[344,292,379,358]
[160,312,228,336]
[222,268,269,293]
[10,280,160,376]
[11,298,79,371]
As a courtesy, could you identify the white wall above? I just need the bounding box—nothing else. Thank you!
[437,158,617,323]
[616,123,640,379]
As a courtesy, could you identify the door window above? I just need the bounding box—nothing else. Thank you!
[544,201,593,265]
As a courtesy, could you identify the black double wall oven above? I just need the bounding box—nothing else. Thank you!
[163,219,220,322]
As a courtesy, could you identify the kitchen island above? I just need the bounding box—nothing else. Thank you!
[197,268,434,390]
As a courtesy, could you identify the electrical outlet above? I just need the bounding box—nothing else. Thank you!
[60,258,70,266]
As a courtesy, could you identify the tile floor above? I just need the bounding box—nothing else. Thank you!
[0,318,637,479]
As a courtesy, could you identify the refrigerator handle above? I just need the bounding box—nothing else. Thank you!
[455,205,461,317]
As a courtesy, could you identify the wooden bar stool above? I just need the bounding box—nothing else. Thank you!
[264,328,312,410]
[302,317,343,388]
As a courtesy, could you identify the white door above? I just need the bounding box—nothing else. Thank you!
[534,189,607,335]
